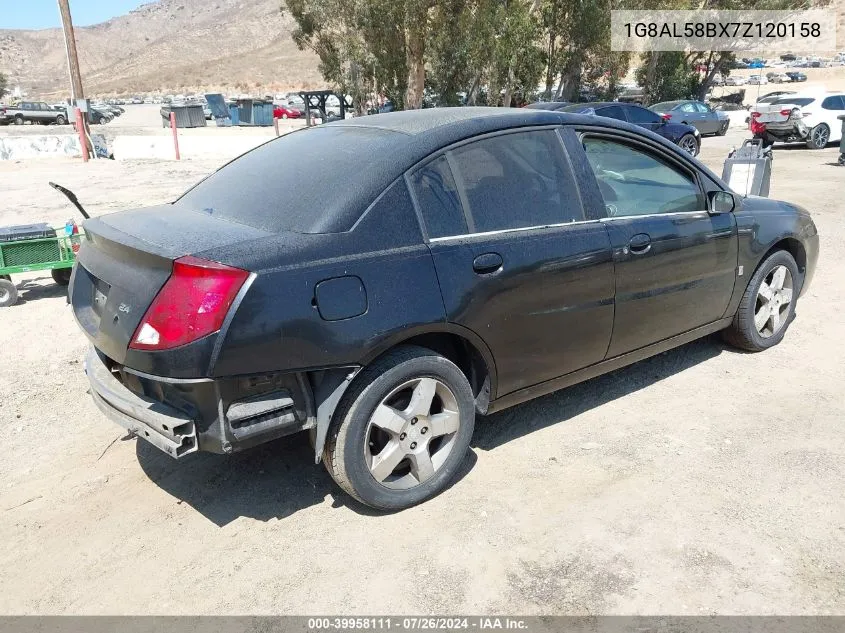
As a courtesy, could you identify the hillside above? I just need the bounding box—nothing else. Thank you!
[0,0,322,98]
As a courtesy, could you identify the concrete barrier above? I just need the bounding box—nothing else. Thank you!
[112,135,273,160]
[0,134,107,160]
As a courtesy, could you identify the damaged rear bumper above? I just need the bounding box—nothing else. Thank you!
[84,347,314,458]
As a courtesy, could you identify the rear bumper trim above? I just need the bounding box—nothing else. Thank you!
[84,347,198,458]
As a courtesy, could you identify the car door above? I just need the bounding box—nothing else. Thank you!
[694,102,719,134]
[408,127,615,397]
[573,131,738,357]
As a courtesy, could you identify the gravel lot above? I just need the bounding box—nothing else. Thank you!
[0,123,843,615]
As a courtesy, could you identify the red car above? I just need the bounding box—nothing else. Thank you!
[273,105,301,119]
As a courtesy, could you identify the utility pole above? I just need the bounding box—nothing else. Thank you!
[57,0,91,159]
[57,0,85,102]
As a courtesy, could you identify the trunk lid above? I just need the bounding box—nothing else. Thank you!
[70,205,270,364]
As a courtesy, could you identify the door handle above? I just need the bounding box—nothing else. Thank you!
[628,233,652,255]
[472,252,503,275]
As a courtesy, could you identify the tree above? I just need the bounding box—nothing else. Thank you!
[0,73,8,100]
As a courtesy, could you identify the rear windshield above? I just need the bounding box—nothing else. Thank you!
[175,125,404,233]
[773,97,815,106]
[651,101,680,110]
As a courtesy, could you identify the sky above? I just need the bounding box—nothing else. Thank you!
[1,0,149,30]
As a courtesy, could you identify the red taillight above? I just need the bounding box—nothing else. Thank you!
[129,255,249,351]
[660,113,672,121]
[780,109,792,116]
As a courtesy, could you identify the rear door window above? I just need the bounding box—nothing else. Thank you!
[448,130,584,233]
[821,96,845,110]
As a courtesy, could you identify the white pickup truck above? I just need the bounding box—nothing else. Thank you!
[751,93,845,149]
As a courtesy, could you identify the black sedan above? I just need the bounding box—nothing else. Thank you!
[561,102,702,155]
[648,100,730,136]
[70,108,818,510]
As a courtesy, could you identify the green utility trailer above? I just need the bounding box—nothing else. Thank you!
[0,229,83,307]
[0,182,90,308]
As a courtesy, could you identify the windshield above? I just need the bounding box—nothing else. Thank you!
[651,102,680,111]
[175,125,405,234]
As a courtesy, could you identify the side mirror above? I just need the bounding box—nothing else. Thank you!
[709,190,736,214]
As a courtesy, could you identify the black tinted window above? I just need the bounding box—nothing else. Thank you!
[626,106,662,124]
[409,156,467,238]
[595,105,625,120]
[449,130,583,232]
[821,96,845,110]
[583,137,705,217]
[773,97,814,107]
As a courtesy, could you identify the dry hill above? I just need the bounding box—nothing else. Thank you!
[0,0,322,98]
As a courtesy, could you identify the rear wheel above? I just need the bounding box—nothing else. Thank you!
[678,133,699,156]
[324,345,475,510]
[722,250,800,352]
[14,115,24,125]
[56,114,66,125]
[51,268,72,286]
[0,279,18,307]
[806,123,829,149]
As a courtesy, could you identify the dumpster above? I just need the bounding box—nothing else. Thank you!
[722,139,773,197]
[839,115,845,165]
[160,104,207,128]
[234,99,273,126]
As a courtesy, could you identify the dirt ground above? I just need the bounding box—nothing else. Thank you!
[0,123,843,615]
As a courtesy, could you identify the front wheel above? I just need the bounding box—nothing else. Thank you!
[56,115,66,125]
[806,123,830,149]
[678,133,699,156]
[14,115,24,125]
[323,346,475,511]
[722,250,801,352]
[0,279,18,307]
[717,121,728,136]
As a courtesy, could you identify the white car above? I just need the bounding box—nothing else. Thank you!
[752,92,845,149]
[748,74,769,85]
[726,76,748,86]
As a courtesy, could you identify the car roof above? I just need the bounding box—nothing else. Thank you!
[523,102,569,110]
[182,108,725,234]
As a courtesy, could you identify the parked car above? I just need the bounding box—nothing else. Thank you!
[726,76,748,86]
[748,74,768,85]
[767,73,790,83]
[4,101,69,125]
[561,102,702,155]
[272,105,301,119]
[786,72,808,82]
[65,108,820,510]
[0,105,12,125]
[89,107,113,125]
[649,100,729,136]
[752,93,845,149]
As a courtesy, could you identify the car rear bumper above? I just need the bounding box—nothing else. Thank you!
[84,346,314,459]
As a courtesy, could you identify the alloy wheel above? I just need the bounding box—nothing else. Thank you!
[812,126,829,147]
[755,265,793,338]
[679,136,698,155]
[364,377,461,490]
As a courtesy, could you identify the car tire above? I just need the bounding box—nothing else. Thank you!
[14,115,24,125]
[722,250,801,352]
[678,133,700,156]
[806,123,830,149]
[0,279,18,308]
[281,113,288,119]
[56,115,66,125]
[717,122,728,136]
[323,345,475,511]
[51,268,72,286]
